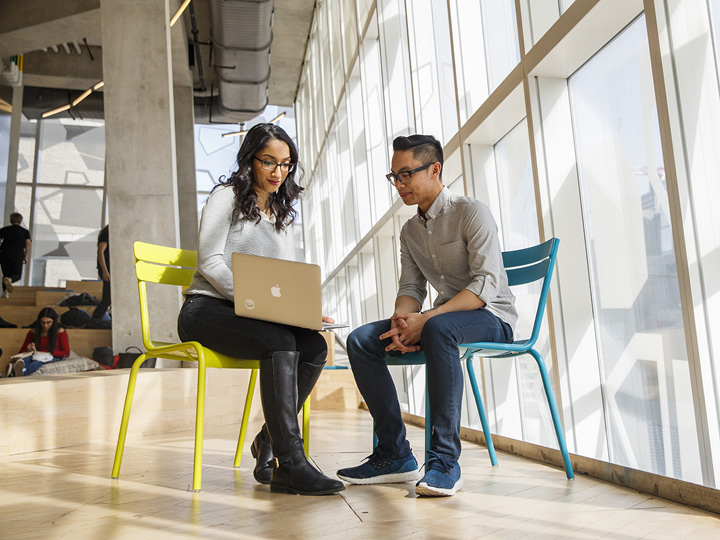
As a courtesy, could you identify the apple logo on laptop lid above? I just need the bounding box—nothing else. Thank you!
[271,284,282,298]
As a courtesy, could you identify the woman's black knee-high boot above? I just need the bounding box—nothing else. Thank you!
[259,351,343,495]
[251,359,327,484]
[250,425,274,484]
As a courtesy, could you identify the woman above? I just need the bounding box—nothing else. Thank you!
[15,307,70,376]
[178,123,343,496]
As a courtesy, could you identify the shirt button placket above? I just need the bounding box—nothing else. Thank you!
[428,222,441,273]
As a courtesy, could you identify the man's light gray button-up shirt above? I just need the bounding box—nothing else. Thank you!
[396,187,518,330]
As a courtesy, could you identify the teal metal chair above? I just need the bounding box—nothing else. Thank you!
[377,238,573,479]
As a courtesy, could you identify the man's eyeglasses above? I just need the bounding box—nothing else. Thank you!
[386,162,435,185]
[254,156,296,174]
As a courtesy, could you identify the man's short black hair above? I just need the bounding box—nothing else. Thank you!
[9,212,22,224]
[392,134,444,178]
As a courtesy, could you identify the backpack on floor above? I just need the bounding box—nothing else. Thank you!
[93,346,118,369]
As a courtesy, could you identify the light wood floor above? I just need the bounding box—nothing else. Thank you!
[1,409,718,539]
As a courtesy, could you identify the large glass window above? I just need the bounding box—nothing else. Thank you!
[347,64,373,238]
[341,0,358,72]
[360,21,392,219]
[519,0,561,52]
[19,119,105,285]
[406,0,458,142]
[37,120,105,186]
[451,0,520,124]
[32,186,103,285]
[495,120,558,446]
[193,124,239,215]
[378,0,414,141]
[294,0,720,491]
[481,1,521,91]
[0,111,10,222]
[569,16,701,483]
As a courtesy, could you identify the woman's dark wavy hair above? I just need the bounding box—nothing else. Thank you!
[33,307,61,354]
[215,122,304,232]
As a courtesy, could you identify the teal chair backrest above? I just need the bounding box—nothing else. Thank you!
[501,237,559,349]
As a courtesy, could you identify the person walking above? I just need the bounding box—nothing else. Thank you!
[0,213,31,298]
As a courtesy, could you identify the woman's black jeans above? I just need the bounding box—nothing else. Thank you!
[177,294,327,366]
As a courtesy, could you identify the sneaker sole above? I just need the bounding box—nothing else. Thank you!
[337,469,422,485]
[3,278,13,293]
[415,477,464,497]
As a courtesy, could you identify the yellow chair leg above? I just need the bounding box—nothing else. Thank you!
[302,396,310,457]
[233,369,258,467]
[111,354,146,480]
[191,361,208,492]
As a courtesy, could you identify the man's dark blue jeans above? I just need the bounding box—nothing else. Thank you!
[347,308,513,463]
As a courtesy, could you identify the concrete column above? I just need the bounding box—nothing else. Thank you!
[101,0,181,352]
[169,7,198,251]
[174,84,198,250]
[4,84,22,225]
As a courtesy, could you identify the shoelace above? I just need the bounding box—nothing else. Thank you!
[364,451,394,470]
[424,450,453,475]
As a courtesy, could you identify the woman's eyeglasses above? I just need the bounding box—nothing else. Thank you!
[254,156,296,174]
[385,162,435,185]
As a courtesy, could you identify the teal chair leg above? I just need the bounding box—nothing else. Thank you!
[530,348,574,479]
[465,355,498,467]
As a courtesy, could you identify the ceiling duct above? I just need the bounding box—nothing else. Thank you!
[208,0,273,123]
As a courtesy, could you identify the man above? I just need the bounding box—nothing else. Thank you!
[337,135,517,497]
[92,225,111,319]
[0,213,31,298]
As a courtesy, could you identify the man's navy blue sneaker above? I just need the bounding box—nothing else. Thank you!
[415,451,463,496]
[337,450,421,484]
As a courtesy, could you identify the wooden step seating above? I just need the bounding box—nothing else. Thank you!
[64,280,104,298]
[0,282,111,360]
[0,365,360,457]
[0,327,112,359]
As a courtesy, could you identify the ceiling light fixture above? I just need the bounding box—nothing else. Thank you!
[72,88,92,107]
[41,79,104,118]
[221,111,286,138]
[221,129,248,138]
[170,0,193,27]
[269,112,286,124]
[42,104,71,118]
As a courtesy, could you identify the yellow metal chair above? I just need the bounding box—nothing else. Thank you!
[111,241,311,491]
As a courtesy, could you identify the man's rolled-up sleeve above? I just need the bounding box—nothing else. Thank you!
[464,203,503,305]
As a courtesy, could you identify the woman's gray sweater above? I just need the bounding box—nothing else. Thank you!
[184,185,295,301]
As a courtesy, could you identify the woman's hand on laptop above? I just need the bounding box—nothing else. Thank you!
[322,315,335,324]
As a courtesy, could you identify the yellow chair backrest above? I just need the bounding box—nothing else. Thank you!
[133,241,198,351]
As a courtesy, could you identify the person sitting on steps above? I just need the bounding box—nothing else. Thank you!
[14,307,70,376]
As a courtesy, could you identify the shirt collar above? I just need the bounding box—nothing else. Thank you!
[418,186,452,222]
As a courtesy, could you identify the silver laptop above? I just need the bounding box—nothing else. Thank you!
[232,253,324,330]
